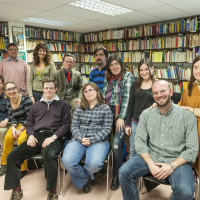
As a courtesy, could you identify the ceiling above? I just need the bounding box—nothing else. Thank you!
[0,0,200,33]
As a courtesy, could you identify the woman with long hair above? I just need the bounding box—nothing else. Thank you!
[28,43,56,103]
[0,82,32,177]
[125,58,155,158]
[62,82,113,193]
[178,55,200,172]
[102,54,134,190]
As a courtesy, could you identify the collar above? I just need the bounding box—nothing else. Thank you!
[195,80,200,85]
[64,69,72,76]
[8,57,19,61]
[40,95,60,103]
[156,102,174,116]
[96,65,106,72]
[86,102,101,110]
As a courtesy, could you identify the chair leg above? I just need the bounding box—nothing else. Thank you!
[33,159,39,170]
[62,167,66,197]
[57,157,61,195]
[106,156,110,200]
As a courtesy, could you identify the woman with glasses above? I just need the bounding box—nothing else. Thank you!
[62,82,113,193]
[0,82,32,177]
[28,43,56,103]
[178,55,200,173]
[102,54,134,190]
[125,58,155,158]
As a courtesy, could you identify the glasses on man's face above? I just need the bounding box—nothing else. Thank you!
[84,88,95,94]
[5,87,17,92]
[7,49,18,52]
[64,61,73,65]
[152,89,168,97]
[44,87,55,90]
[95,53,104,57]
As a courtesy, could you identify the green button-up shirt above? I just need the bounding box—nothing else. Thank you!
[135,103,199,164]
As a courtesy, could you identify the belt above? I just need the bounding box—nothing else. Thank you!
[38,129,55,133]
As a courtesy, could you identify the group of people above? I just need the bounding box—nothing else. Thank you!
[0,42,200,200]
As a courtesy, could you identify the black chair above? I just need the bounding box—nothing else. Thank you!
[138,168,199,200]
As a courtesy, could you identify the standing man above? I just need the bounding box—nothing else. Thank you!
[119,80,199,200]
[0,43,29,94]
[53,53,83,113]
[4,78,71,200]
[89,47,108,92]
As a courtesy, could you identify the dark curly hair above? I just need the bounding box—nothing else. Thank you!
[33,43,51,66]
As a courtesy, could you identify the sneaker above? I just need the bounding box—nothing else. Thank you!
[20,170,27,179]
[0,165,6,176]
[10,190,23,200]
[47,192,58,200]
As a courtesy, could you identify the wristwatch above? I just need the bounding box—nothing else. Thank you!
[51,135,57,141]
[170,163,177,170]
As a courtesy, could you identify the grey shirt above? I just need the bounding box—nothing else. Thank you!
[135,103,199,164]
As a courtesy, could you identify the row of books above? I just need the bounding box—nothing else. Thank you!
[0,22,8,36]
[25,26,78,42]
[79,54,96,63]
[80,64,96,74]
[82,75,89,85]
[82,16,200,42]
[0,37,9,49]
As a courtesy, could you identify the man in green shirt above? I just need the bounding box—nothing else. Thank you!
[119,80,199,200]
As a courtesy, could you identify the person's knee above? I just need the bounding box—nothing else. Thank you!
[62,154,78,170]
[174,183,194,200]
[85,162,103,174]
[119,164,129,181]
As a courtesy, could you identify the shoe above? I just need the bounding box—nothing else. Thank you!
[92,167,106,185]
[10,190,23,200]
[110,176,120,190]
[83,178,91,193]
[20,170,27,179]
[47,192,58,200]
[0,165,6,176]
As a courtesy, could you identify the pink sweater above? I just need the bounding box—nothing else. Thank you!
[0,58,29,94]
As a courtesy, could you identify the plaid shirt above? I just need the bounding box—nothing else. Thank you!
[135,103,199,164]
[71,104,113,144]
[102,72,134,119]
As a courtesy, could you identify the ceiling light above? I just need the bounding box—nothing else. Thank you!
[68,0,132,16]
[23,17,71,27]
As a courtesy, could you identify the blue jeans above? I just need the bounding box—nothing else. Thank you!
[119,155,194,200]
[129,120,138,158]
[62,140,110,188]
[33,91,43,102]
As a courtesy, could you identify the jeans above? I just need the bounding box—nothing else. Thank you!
[33,91,43,102]
[129,120,138,158]
[4,130,63,191]
[119,155,194,200]
[62,140,110,188]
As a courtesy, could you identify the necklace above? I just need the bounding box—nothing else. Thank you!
[36,64,45,81]
[10,94,19,105]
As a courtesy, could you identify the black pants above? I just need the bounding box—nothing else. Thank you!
[4,130,63,191]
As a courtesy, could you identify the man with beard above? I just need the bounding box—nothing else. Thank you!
[89,47,108,92]
[119,80,199,200]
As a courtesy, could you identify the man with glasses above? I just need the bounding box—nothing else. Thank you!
[0,43,29,94]
[53,53,83,114]
[4,78,71,200]
[119,80,199,200]
[89,47,108,92]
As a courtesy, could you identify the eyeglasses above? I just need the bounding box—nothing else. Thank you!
[7,48,18,51]
[95,53,105,57]
[44,87,55,90]
[84,89,95,94]
[64,61,73,64]
[152,89,168,97]
[5,87,17,92]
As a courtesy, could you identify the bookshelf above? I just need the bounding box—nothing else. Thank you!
[25,26,85,69]
[0,21,9,61]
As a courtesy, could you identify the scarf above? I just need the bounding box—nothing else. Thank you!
[106,75,123,118]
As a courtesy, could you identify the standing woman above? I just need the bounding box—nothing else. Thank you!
[102,54,134,190]
[178,55,200,172]
[125,58,155,158]
[62,82,113,193]
[28,43,56,103]
[0,82,32,177]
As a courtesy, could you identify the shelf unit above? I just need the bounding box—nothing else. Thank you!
[0,21,9,61]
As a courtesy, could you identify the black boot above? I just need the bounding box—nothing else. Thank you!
[83,178,92,193]
[110,176,120,190]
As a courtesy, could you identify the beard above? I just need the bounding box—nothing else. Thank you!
[156,94,171,108]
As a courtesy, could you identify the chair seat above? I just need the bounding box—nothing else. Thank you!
[143,174,170,185]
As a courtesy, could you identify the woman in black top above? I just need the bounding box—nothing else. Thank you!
[125,58,155,158]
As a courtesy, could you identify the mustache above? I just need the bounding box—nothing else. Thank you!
[97,59,102,61]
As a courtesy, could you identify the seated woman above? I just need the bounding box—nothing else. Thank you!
[28,42,56,103]
[62,82,113,193]
[0,82,32,177]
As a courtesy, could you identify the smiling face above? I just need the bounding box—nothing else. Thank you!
[4,83,18,100]
[139,64,152,81]
[152,81,173,108]
[63,56,74,71]
[109,60,122,76]
[38,48,47,60]
[83,85,97,103]
[193,60,200,82]
[7,45,18,59]
[42,82,57,100]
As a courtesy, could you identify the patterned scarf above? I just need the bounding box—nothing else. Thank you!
[106,75,123,118]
